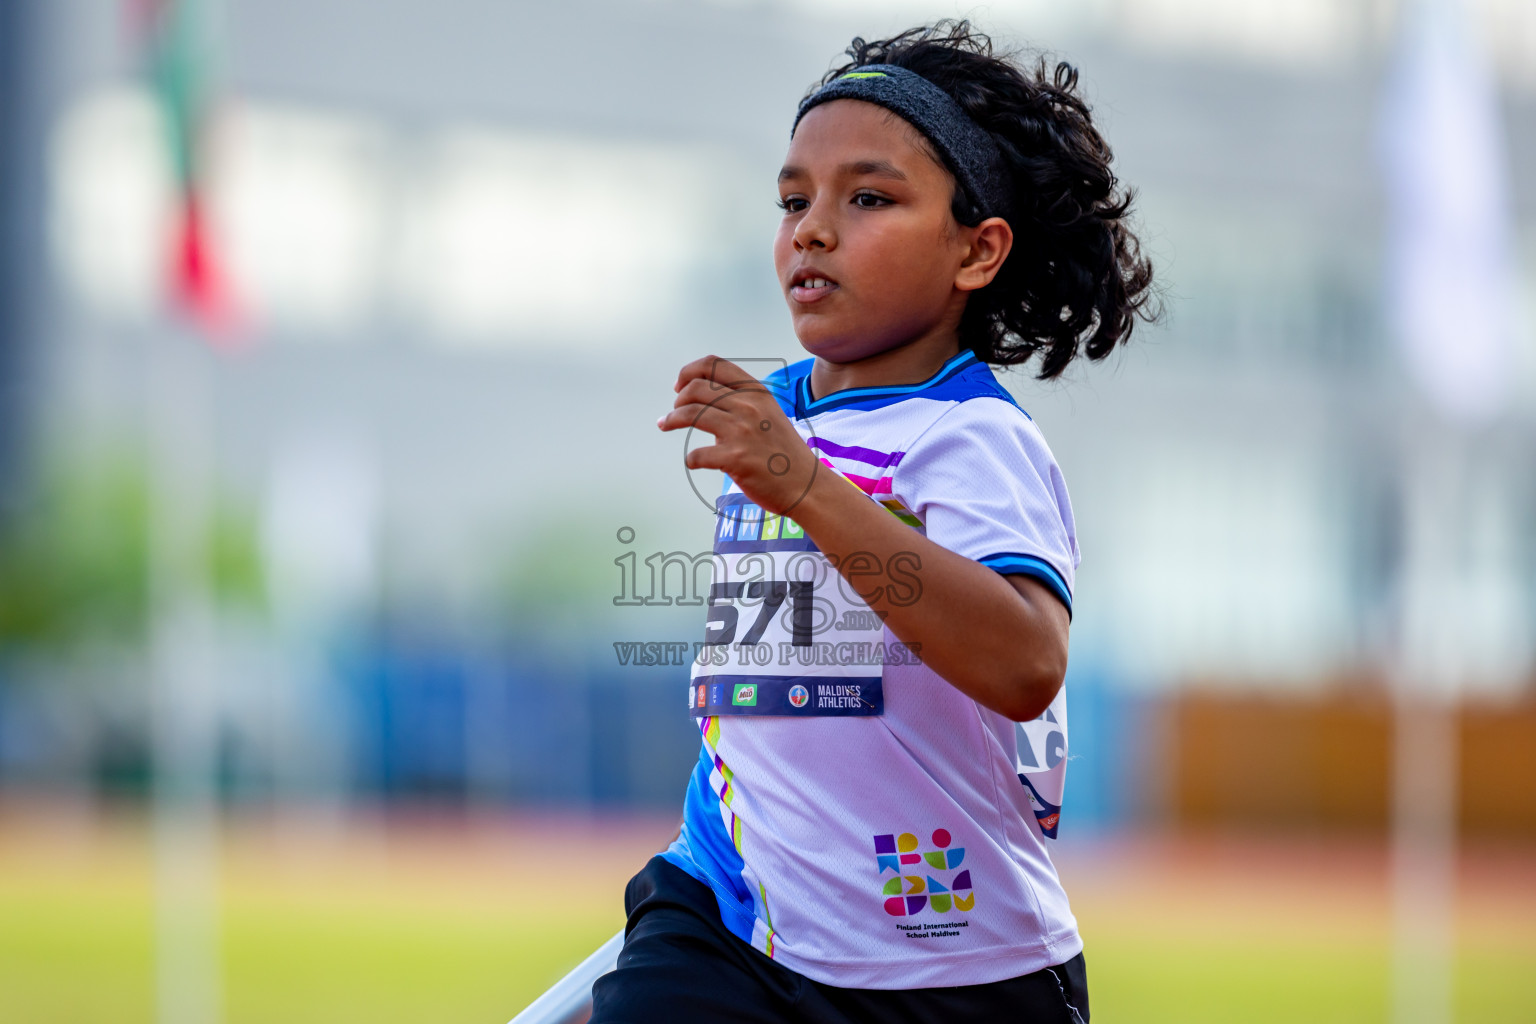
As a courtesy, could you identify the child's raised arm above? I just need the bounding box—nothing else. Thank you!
[659,354,1068,722]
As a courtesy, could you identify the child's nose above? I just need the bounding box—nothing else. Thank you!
[793,205,836,251]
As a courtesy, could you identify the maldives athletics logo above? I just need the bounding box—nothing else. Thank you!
[874,829,973,917]
[788,684,810,708]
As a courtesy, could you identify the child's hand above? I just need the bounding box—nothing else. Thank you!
[658,355,820,516]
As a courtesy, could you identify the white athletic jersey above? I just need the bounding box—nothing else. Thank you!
[662,349,1082,989]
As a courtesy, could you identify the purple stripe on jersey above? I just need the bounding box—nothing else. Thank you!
[807,437,906,469]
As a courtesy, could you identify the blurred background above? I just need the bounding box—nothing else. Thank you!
[1,0,1533,1022]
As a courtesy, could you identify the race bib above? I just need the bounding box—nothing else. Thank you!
[688,492,918,717]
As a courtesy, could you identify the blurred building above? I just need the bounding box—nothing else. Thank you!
[2,0,1534,825]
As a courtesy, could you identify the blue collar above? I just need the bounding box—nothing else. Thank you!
[795,349,983,417]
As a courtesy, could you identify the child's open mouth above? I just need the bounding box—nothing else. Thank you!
[789,272,839,304]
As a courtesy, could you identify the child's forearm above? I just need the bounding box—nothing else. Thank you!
[789,466,1068,722]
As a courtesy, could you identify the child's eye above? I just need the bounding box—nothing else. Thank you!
[776,196,808,213]
[852,192,892,209]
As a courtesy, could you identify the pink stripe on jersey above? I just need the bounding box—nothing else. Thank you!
[843,471,894,495]
[817,457,894,495]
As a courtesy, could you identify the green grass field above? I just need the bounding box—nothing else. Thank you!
[2,805,1532,1023]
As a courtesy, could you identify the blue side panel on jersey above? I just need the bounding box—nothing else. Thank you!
[659,742,759,943]
[980,552,1073,617]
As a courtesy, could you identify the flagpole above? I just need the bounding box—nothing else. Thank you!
[1388,422,1461,1024]
[148,321,222,1024]
[1376,1,1517,1021]
[139,2,231,1021]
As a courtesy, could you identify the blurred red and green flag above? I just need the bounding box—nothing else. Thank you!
[130,0,237,338]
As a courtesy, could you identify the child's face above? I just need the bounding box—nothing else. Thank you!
[774,99,986,364]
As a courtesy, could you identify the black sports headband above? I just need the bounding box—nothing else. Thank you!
[792,64,1012,221]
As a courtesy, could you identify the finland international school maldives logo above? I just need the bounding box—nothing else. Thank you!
[875,829,973,917]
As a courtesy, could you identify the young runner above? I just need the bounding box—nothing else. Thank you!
[593,21,1156,1023]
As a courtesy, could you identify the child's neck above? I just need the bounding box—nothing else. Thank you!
[808,332,962,402]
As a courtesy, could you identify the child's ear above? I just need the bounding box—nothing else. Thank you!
[955,218,1013,292]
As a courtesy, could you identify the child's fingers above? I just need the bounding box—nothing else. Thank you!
[663,380,778,438]
[657,403,728,433]
[673,354,761,394]
[682,444,728,472]
[672,376,771,414]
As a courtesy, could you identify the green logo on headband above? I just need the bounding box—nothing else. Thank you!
[839,72,888,80]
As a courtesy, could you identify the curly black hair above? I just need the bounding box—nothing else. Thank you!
[814,21,1158,378]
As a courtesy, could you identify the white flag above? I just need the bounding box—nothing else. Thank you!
[1378,0,1516,424]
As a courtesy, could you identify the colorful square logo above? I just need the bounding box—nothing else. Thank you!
[732,684,757,706]
[873,829,974,918]
[697,684,707,709]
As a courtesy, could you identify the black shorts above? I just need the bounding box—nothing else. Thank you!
[589,856,1089,1024]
